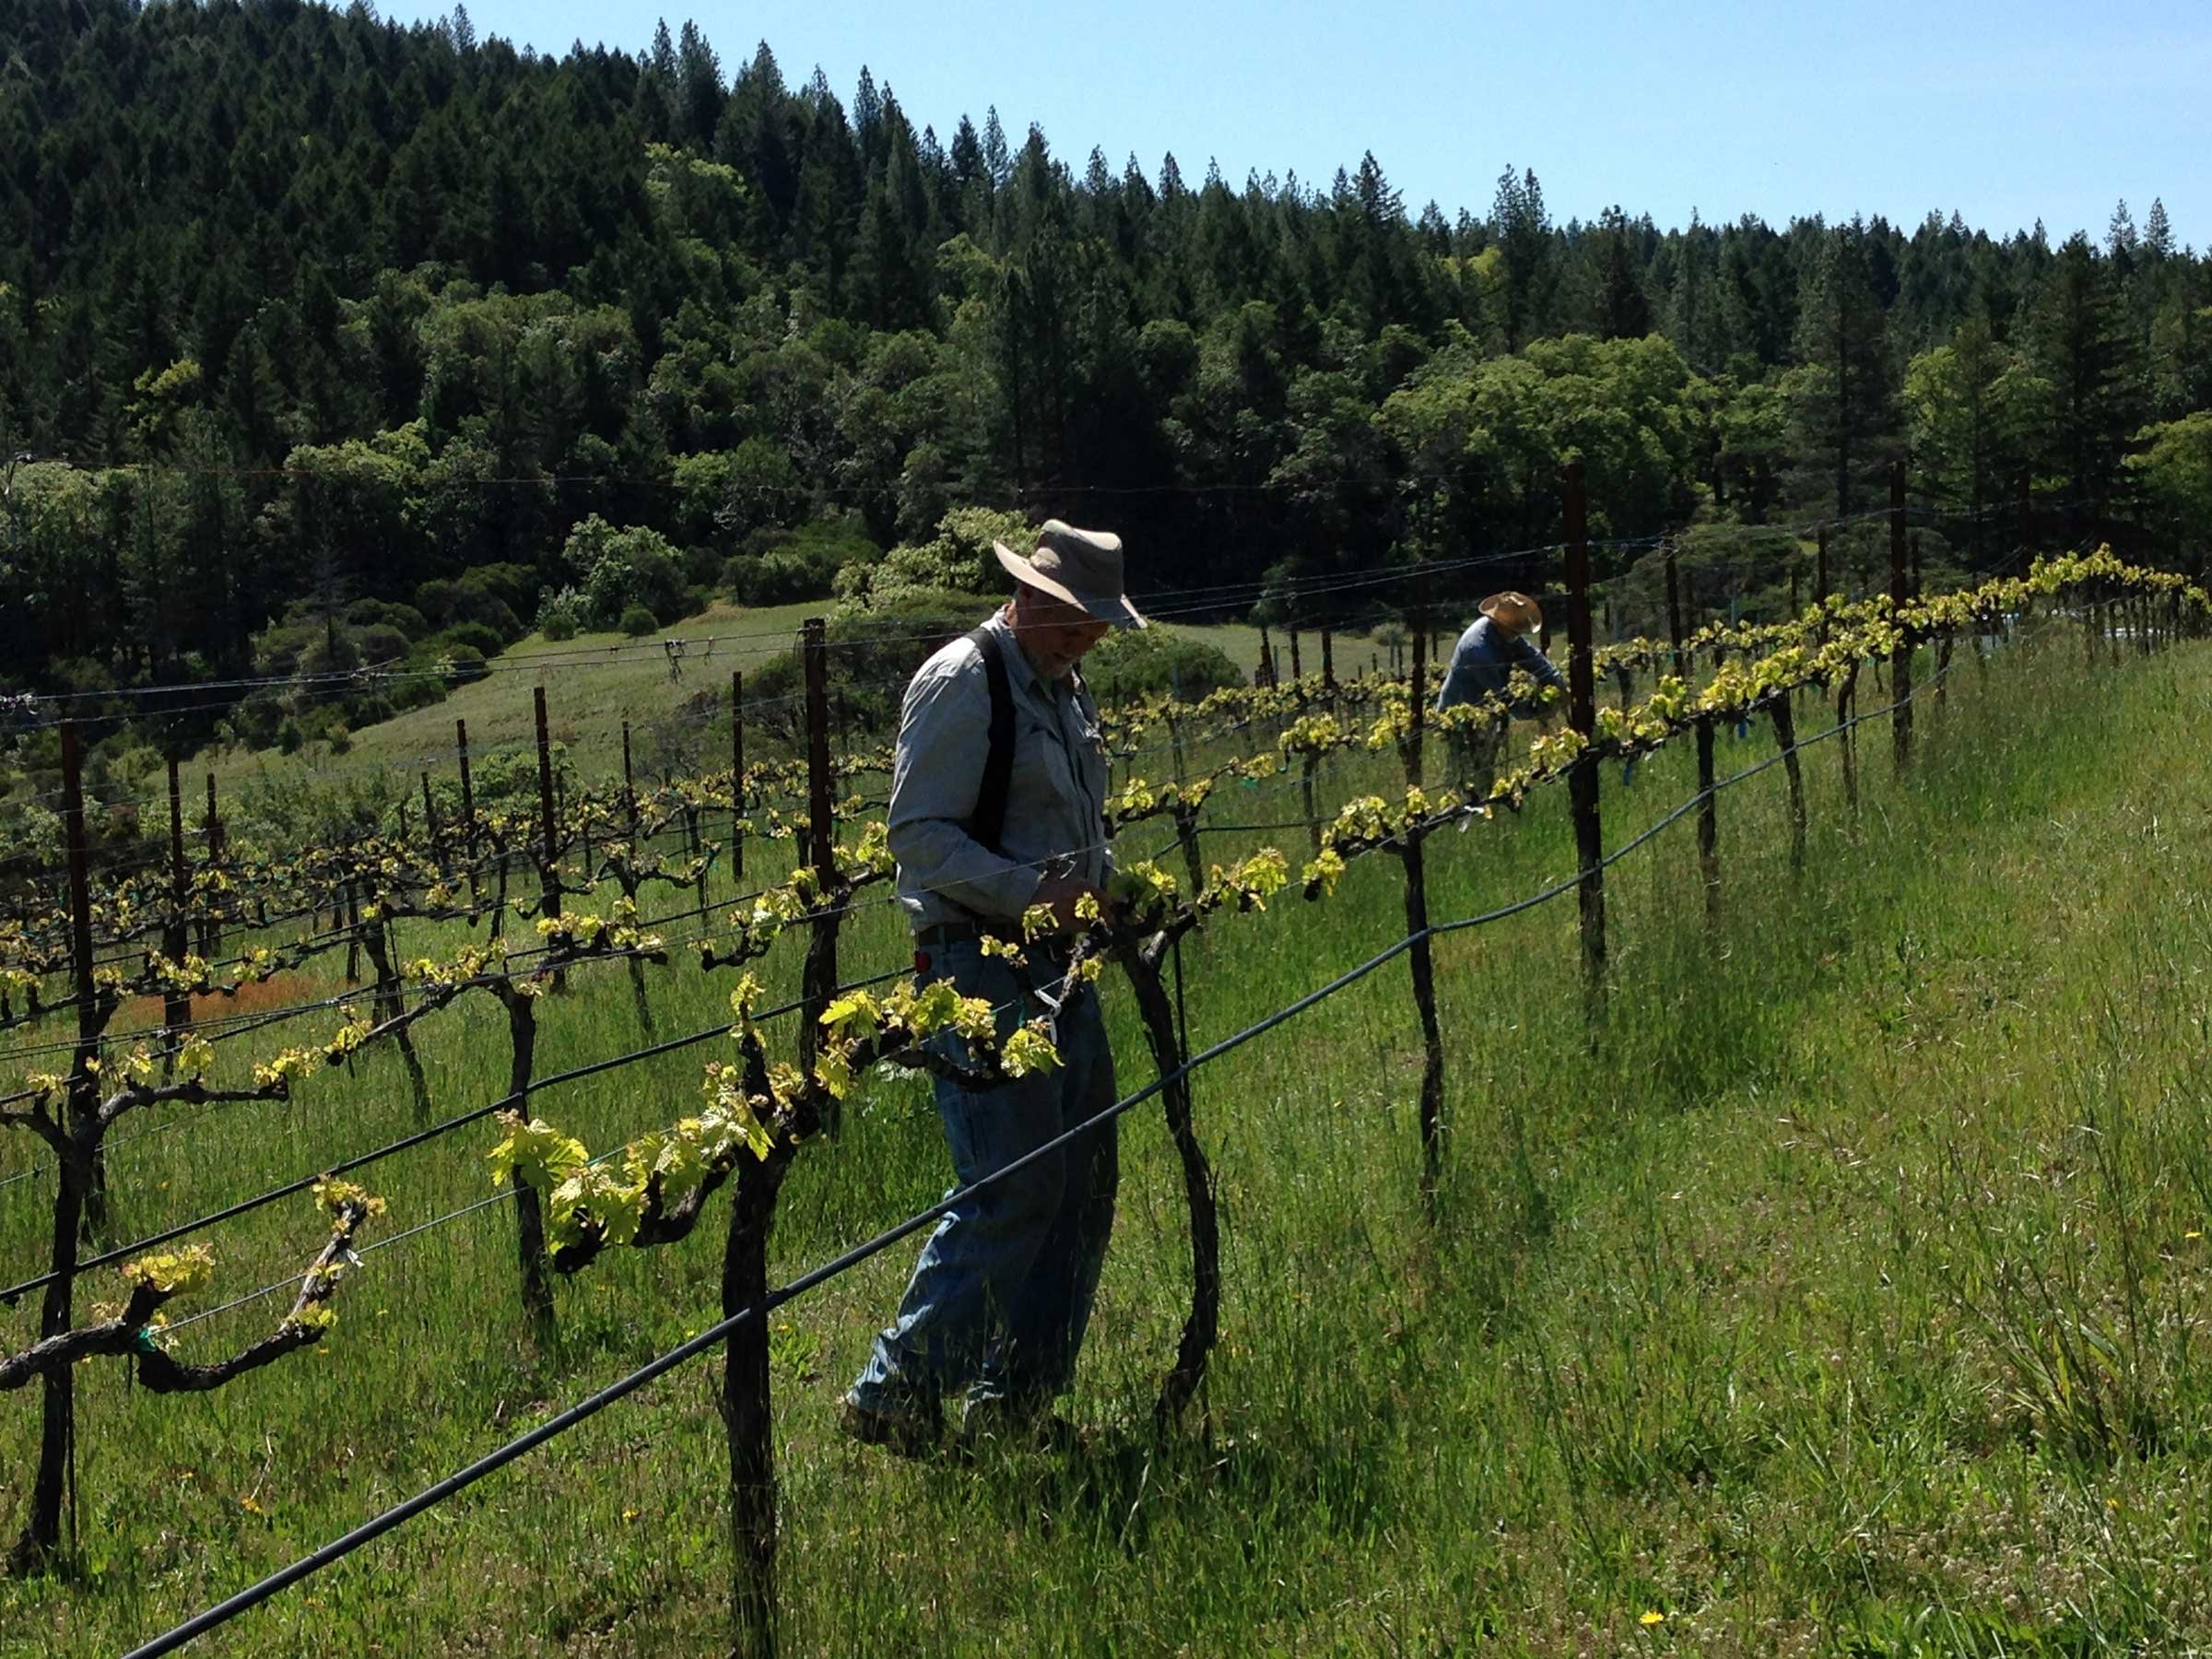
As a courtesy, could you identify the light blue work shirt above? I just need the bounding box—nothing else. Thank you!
[1434,617,1567,714]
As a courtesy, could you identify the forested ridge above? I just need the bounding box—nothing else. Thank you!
[2,0,2208,761]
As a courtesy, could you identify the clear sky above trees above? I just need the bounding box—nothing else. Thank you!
[392,0,2210,249]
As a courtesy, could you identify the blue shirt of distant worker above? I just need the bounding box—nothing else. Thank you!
[1434,590,1566,714]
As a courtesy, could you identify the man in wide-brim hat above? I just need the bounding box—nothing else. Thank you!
[841,520,1144,1456]
[1435,589,1567,788]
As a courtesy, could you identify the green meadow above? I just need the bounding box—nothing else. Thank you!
[6,624,2212,1656]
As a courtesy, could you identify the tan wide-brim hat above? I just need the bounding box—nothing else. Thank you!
[994,521,1148,630]
[1479,591,1544,634]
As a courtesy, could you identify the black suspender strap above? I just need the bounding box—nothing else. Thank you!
[965,624,1016,854]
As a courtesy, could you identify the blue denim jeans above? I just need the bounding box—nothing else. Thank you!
[849,937,1119,1417]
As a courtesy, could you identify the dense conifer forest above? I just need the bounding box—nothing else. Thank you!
[1,0,2206,758]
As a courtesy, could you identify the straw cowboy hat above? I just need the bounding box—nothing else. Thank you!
[994,521,1149,629]
[1479,591,1544,635]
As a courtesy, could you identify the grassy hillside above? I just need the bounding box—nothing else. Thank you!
[197,604,1290,794]
[8,628,2212,1655]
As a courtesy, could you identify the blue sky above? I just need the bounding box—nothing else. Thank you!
[394,0,2209,250]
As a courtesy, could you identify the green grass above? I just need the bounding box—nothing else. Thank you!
[9,629,2212,1655]
[203,600,825,791]
[198,602,1306,796]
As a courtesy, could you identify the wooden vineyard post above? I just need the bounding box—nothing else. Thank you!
[724,1143,791,1659]
[1257,627,1276,688]
[1890,462,1913,775]
[797,618,838,1121]
[1664,544,1685,683]
[722,619,842,1659]
[1399,562,1446,1204]
[1162,671,1202,891]
[621,719,638,842]
[199,772,222,959]
[162,753,192,1053]
[500,687,559,1336]
[1288,628,1302,681]
[730,670,746,888]
[1119,935,1220,1433]
[1320,625,1335,691]
[1406,571,1429,788]
[1564,463,1606,1002]
[455,719,480,909]
[419,771,443,876]
[355,909,431,1119]
[1769,695,1808,873]
[7,722,100,1572]
[1669,544,1721,920]
[534,688,565,992]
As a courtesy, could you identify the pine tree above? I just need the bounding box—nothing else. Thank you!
[981,107,1010,188]
[1593,206,1652,340]
[949,115,983,187]
[2028,232,2142,536]
[1786,220,1897,518]
[2107,199,2138,260]
[2143,198,2174,261]
[853,67,885,168]
[1904,309,2045,560]
[638,18,678,141]
[675,22,724,150]
[1491,165,1553,348]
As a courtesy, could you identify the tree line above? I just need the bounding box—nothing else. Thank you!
[1,0,2207,763]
